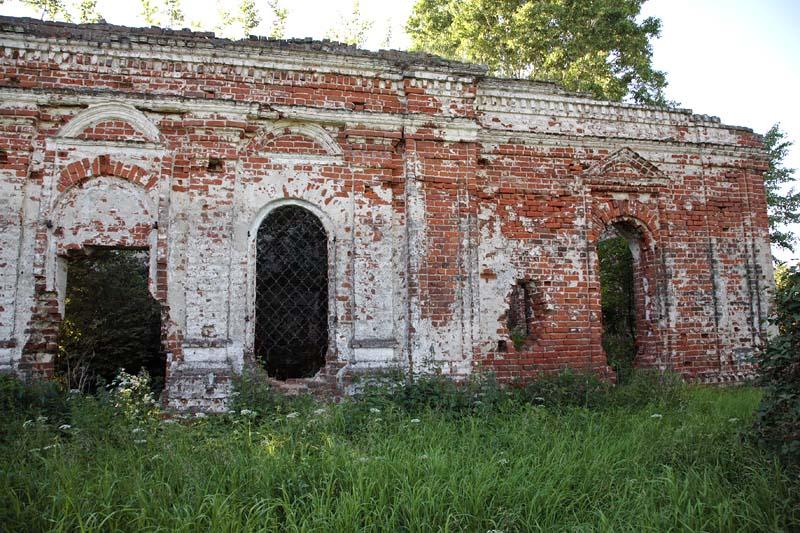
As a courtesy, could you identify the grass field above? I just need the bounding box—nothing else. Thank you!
[1,375,797,531]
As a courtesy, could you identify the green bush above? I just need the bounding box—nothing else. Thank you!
[516,368,611,409]
[229,366,299,417]
[0,374,70,427]
[754,265,800,468]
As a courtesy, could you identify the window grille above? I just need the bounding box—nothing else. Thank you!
[255,206,328,379]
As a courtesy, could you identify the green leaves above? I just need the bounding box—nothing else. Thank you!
[754,266,800,468]
[763,123,800,252]
[407,0,671,105]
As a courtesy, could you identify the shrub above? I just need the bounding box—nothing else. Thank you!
[0,373,70,425]
[230,366,294,417]
[516,368,612,409]
[107,369,160,424]
[350,370,510,417]
[754,265,800,467]
[608,368,686,410]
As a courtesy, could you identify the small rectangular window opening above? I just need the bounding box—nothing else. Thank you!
[507,280,534,350]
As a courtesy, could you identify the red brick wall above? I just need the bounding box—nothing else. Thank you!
[0,18,773,403]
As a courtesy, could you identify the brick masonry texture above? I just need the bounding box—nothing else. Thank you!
[0,17,774,411]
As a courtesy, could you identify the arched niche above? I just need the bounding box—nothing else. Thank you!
[57,102,161,143]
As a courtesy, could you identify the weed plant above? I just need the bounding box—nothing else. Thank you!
[0,371,797,531]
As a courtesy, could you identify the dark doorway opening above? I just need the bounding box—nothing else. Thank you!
[255,205,328,380]
[56,249,164,393]
[597,231,637,382]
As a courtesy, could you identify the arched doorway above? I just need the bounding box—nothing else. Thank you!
[596,220,654,381]
[255,205,329,379]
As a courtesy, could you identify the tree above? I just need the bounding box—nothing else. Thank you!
[238,0,260,36]
[764,123,800,252]
[325,0,373,47]
[140,0,158,25]
[77,0,100,23]
[267,0,287,39]
[754,264,800,468]
[137,0,183,28]
[406,0,670,105]
[22,0,71,20]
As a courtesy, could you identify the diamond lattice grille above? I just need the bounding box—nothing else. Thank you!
[255,205,328,379]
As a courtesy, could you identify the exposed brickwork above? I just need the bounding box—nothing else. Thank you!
[0,17,774,408]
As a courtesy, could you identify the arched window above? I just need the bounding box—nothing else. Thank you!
[255,205,328,379]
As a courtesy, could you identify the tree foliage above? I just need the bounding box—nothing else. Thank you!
[266,0,287,39]
[22,0,70,20]
[76,0,99,22]
[325,0,373,47]
[238,0,260,36]
[406,0,669,105]
[56,250,163,392]
[754,265,800,468]
[763,123,800,252]
[13,0,290,38]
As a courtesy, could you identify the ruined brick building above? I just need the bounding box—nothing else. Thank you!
[0,17,774,410]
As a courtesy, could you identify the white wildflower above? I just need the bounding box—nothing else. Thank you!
[728,418,740,423]
[410,418,421,424]
[132,427,144,434]
[240,409,255,417]
[286,412,300,419]
[650,414,663,419]
[194,412,207,419]
[369,408,381,414]
[161,418,177,424]
[498,458,509,465]
[134,439,147,444]
[313,408,327,416]
[58,424,71,430]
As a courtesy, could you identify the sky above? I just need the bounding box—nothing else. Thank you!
[2,0,798,262]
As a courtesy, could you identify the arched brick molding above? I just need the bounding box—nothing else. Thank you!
[57,155,155,193]
[21,157,160,380]
[240,121,344,163]
[57,102,161,142]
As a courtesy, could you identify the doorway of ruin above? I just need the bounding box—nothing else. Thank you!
[55,248,164,392]
[255,205,329,380]
[596,221,649,382]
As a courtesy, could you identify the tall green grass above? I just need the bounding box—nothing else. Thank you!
[1,379,796,531]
